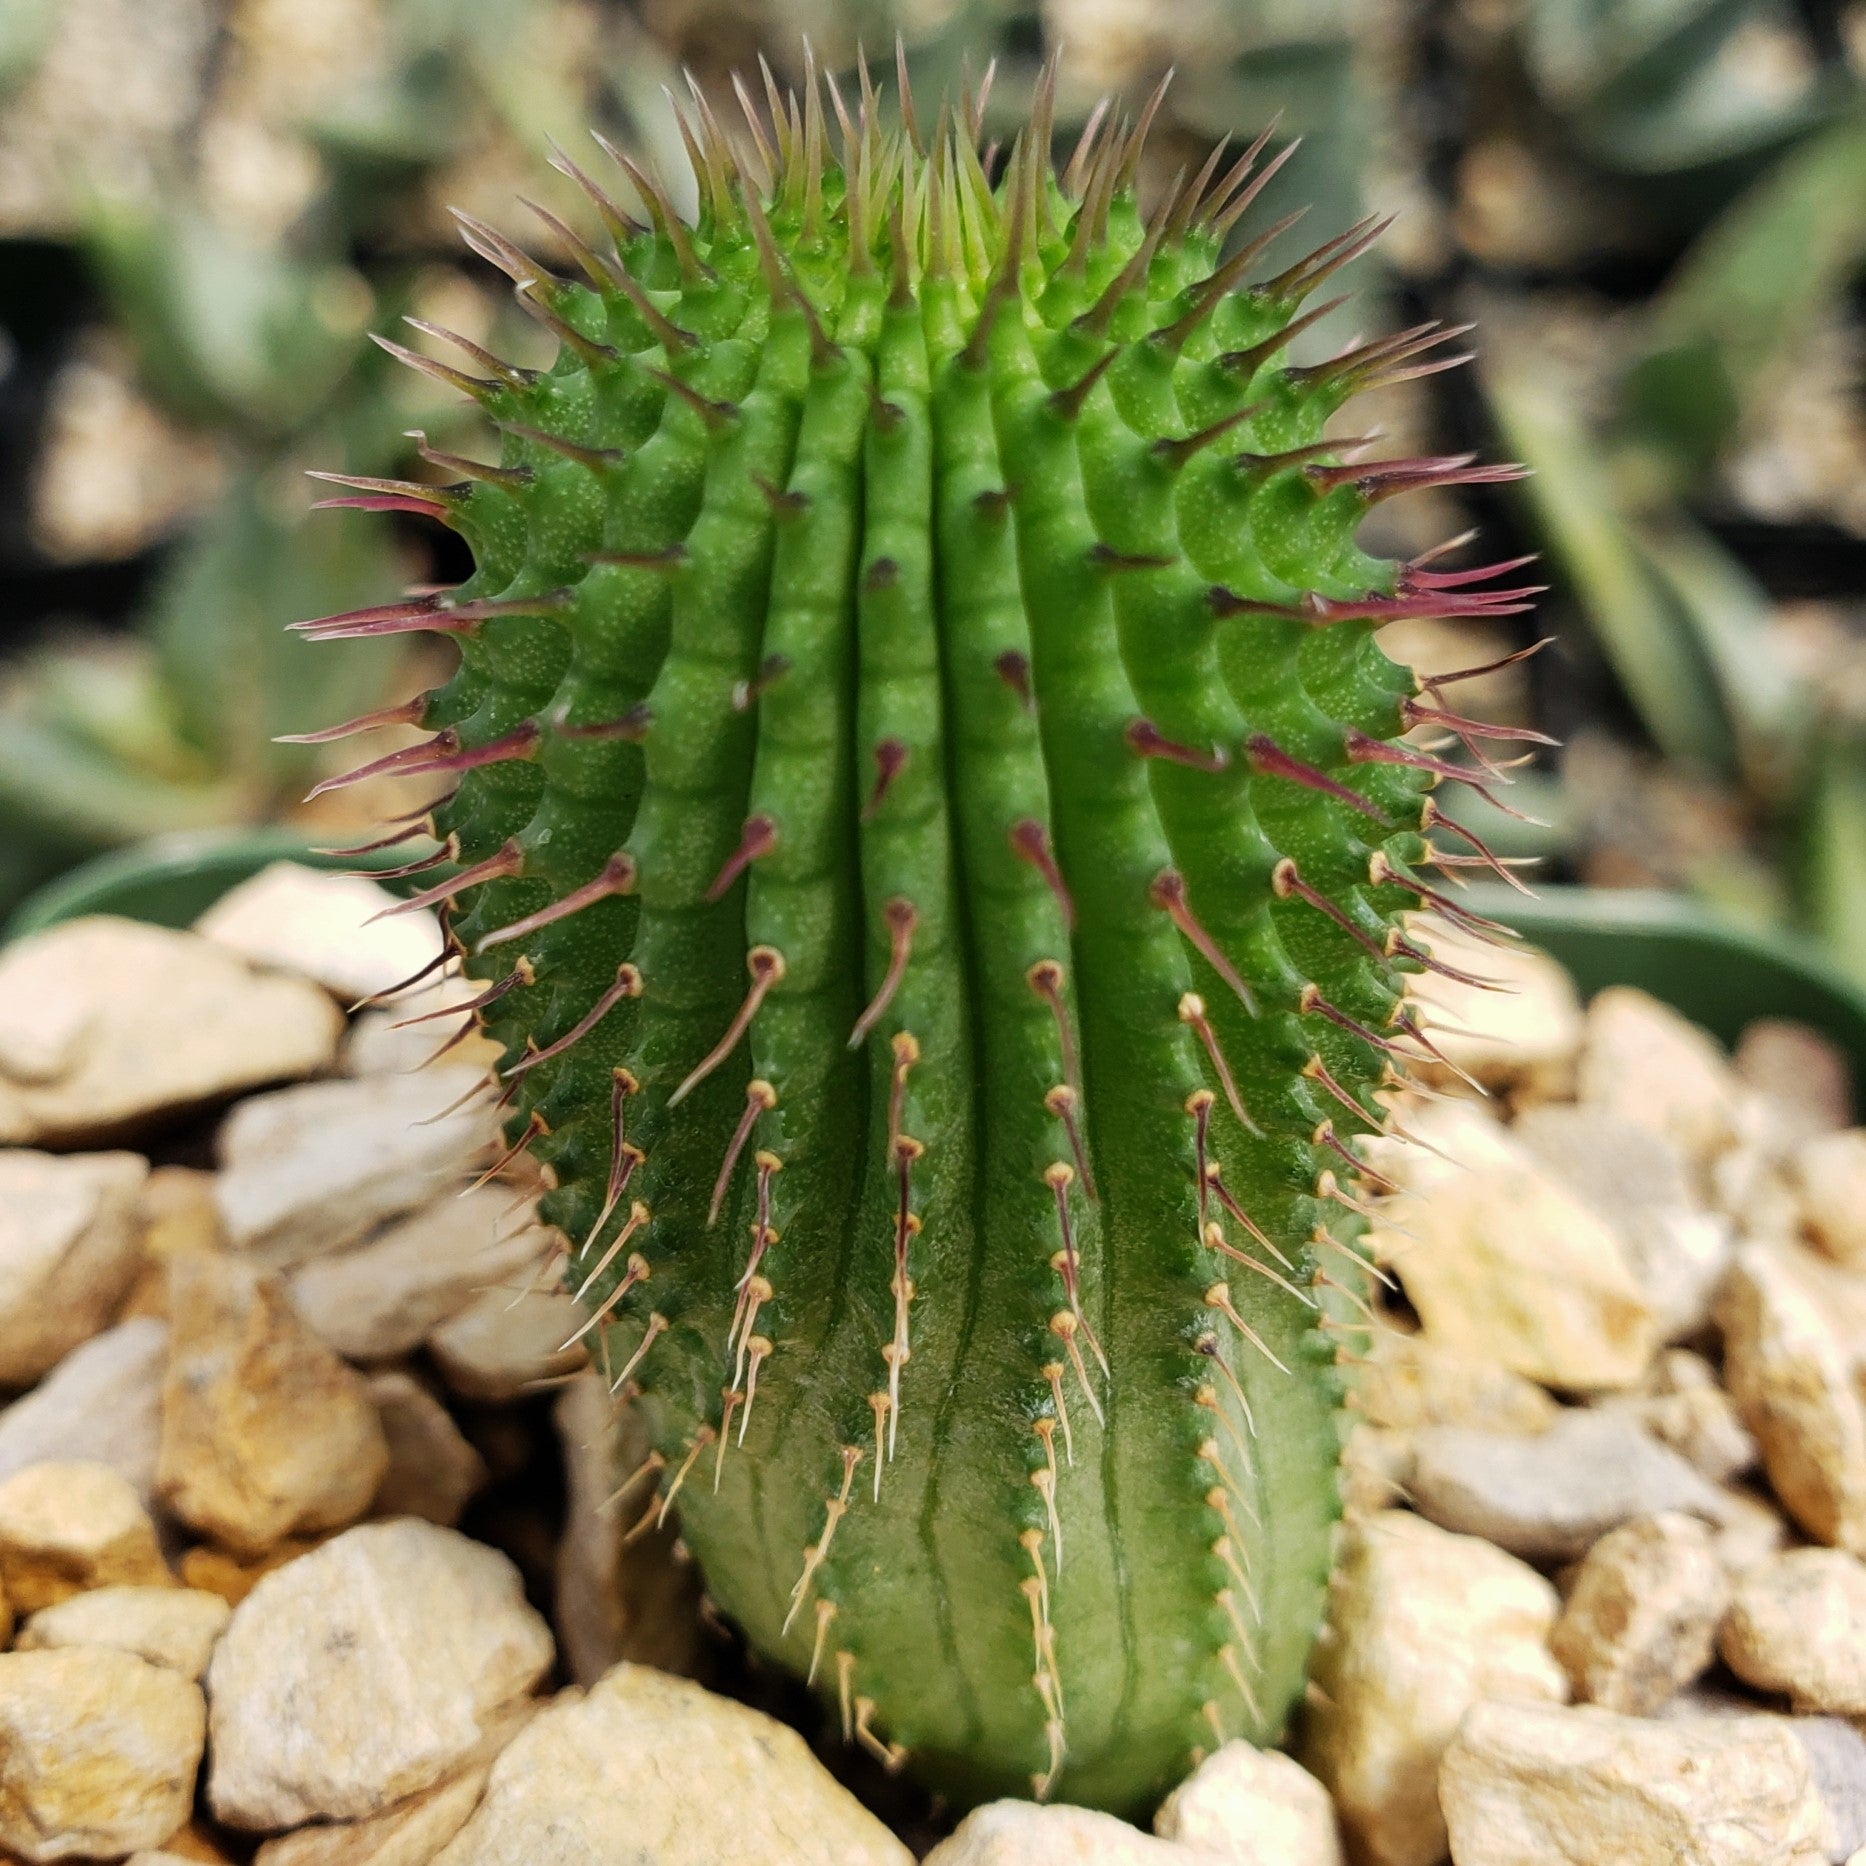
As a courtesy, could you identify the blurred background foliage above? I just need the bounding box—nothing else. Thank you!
[1,0,1864,971]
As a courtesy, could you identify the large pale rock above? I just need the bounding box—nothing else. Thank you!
[1376,1099,1655,1391]
[1153,1743,1342,1865]
[251,1700,536,1866]
[0,1319,167,1499]
[1719,1245,1866,1554]
[206,1519,553,1830]
[0,1460,167,1610]
[1439,1698,1830,1866]
[18,1585,228,1679]
[925,1802,1188,1863]
[1793,1131,1866,1271]
[195,862,442,1004]
[286,1190,553,1361]
[1721,1549,1866,1714]
[1409,1408,1727,1561]
[1401,921,1583,1095]
[1512,1103,1733,1339]
[552,1373,699,1686]
[368,1373,486,1529]
[0,918,343,1146]
[157,1254,388,1557]
[1550,1513,1728,1713]
[1356,1330,1559,1436]
[431,1664,909,1865]
[0,1647,205,1862]
[427,1285,583,1404]
[214,1069,499,1271]
[1577,986,1743,1169]
[1300,1511,1567,1866]
[0,1150,149,1383]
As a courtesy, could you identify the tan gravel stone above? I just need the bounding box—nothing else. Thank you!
[1719,1245,1866,1554]
[195,862,443,1004]
[1439,1698,1830,1866]
[1300,1511,1566,1866]
[0,918,343,1146]
[206,1520,553,1830]
[1793,1131,1866,1270]
[1355,1330,1558,1435]
[368,1374,486,1529]
[0,1150,149,1383]
[0,1460,168,1611]
[1721,1548,1866,1714]
[431,1665,909,1865]
[1153,1742,1342,1865]
[1577,986,1743,1170]
[1512,1103,1733,1340]
[1375,1098,1655,1391]
[0,1647,205,1862]
[214,1069,499,1271]
[551,1373,698,1687]
[17,1585,229,1679]
[1735,1019,1851,1141]
[157,1254,388,1557]
[1549,1513,1728,1713]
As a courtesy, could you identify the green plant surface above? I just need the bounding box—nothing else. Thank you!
[299,64,1527,1813]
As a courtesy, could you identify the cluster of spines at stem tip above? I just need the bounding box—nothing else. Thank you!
[294,44,1546,1812]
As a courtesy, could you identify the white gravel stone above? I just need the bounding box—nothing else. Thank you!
[214,1068,499,1270]
[1401,921,1583,1096]
[195,862,443,1004]
[426,1285,583,1404]
[1439,1698,1831,1866]
[206,1519,553,1830]
[1408,1408,1727,1561]
[286,1189,553,1361]
[431,1664,911,1865]
[0,1319,168,1500]
[0,917,342,1146]
[925,1801,1192,1863]
[1153,1742,1342,1865]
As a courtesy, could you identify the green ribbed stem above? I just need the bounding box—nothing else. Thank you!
[310,67,1524,1817]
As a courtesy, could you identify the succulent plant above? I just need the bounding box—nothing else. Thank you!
[304,55,1533,1815]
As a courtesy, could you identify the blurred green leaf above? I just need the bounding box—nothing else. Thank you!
[82,199,370,437]
[1629,514,1812,799]
[147,464,407,794]
[1488,360,1737,777]
[0,0,56,97]
[1628,109,1866,469]
[1800,735,1866,989]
